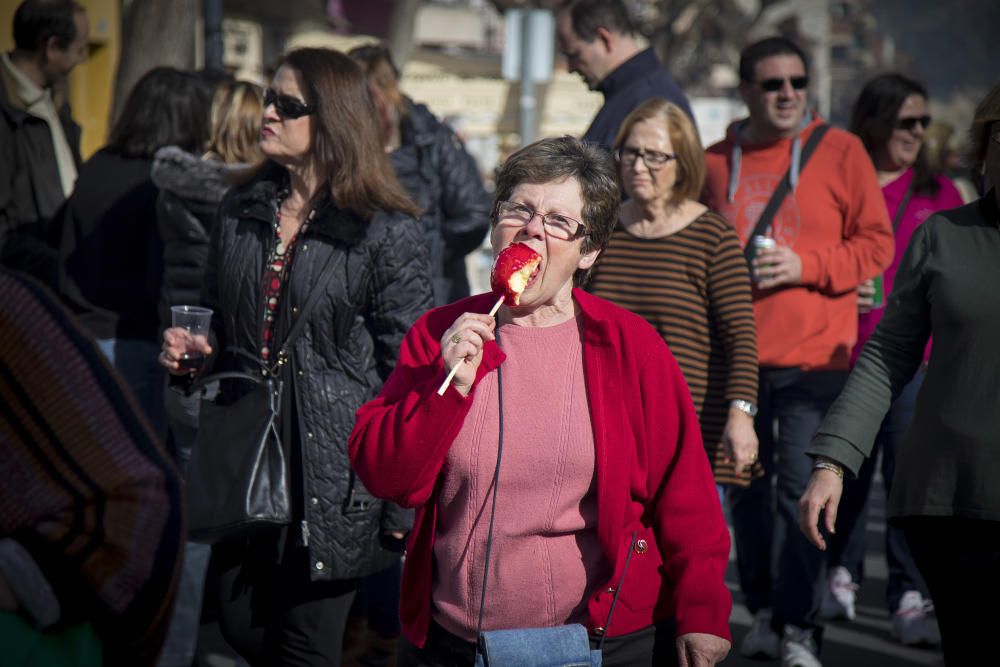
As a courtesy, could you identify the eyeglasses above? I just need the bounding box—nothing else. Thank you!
[494,200,588,241]
[755,76,809,92]
[896,115,932,132]
[264,89,316,120]
[614,146,677,169]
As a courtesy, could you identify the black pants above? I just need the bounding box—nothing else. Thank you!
[900,516,1000,666]
[211,530,358,667]
[398,619,678,667]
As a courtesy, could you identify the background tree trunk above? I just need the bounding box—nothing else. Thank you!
[112,0,200,123]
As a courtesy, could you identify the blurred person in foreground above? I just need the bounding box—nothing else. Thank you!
[799,81,1000,667]
[0,268,182,667]
[924,121,979,203]
[816,73,962,647]
[349,43,490,306]
[701,37,894,666]
[350,136,732,667]
[0,0,88,284]
[158,48,432,666]
[151,78,263,667]
[588,98,760,497]
[56,67,215,440]
[555,0,694,151]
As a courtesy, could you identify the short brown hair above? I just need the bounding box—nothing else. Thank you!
[613,98,705,205]
[279,48,418,220]
[493,136,619,286]
[968,81,1000,173]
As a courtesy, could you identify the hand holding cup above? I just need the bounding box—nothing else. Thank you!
[161,306,214,375]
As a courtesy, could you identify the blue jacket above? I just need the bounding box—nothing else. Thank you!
[582,48,694,151]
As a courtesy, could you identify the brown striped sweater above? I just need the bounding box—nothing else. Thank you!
[0,268,183,666]
[588,211,760,485]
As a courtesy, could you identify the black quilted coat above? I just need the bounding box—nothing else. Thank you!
[201,163,434,581]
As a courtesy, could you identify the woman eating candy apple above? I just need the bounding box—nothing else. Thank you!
[349,136,732,667]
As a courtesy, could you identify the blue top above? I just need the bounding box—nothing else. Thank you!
[582,48,695,151]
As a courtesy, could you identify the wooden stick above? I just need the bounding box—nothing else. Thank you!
[436,296,504,396]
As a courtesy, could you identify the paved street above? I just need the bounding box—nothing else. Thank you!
[724,471,944,667]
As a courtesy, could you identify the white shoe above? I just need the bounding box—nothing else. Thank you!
[892,590,941,646]
[741,608,780,658]
[819,565,857,621]
[781,624,822,667]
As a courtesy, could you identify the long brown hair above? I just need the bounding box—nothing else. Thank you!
[280,48,418,219]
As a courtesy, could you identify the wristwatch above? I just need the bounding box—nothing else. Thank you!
[730,399,758,417]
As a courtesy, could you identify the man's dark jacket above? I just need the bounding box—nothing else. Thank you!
[392,99,489,306]
[202,164,433,580]
[582,48,695,151]
[0,62,81,285]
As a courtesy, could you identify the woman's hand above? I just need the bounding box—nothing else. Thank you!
[797,463,844,550]
[676,633,730,666]
[159,327,212,376]
[721,408,758,474]
[440,313,496,397]
[857,279,876,313]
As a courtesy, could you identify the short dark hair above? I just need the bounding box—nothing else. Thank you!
[558,0,634,41]
[850,73,939,197]
[739,36,809,83]
[106,67,213,159]
[968,81,1000,174]
[493,136,619,286]
[13,0,84,52]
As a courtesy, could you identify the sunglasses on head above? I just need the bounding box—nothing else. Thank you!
[896,115,932,132]
[264,89,315,120]
[756,76,809,92]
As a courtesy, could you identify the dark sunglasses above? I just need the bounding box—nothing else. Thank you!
[896,115,932,132]
[756,76,809,92]
[264,89,315,120]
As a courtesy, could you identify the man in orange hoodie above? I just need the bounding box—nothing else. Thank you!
[703,37,893,667]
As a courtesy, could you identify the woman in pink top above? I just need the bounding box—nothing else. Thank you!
[819,73,963,647]
[349,137,732,666]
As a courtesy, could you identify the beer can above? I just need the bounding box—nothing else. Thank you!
[751,236,776,283]
[871,274,885,309]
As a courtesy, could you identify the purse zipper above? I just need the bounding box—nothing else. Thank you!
[301,519,310,547]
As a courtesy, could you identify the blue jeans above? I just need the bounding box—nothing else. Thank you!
[728,367,848,636]
[96,338,166,440]
[826,371,929,612]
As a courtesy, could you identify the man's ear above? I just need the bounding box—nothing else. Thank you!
[594,26,614,53]
[738,81,751,106]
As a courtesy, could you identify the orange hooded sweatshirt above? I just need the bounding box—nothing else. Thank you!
[703,115,893,371]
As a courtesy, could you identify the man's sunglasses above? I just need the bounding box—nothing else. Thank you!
[896,115,932,132]
[264,89,316,120]
[756,76,809,92]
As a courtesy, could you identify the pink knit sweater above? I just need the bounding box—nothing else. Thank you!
[431,317,609,640]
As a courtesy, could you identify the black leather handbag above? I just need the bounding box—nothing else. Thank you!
[185,249,342,544]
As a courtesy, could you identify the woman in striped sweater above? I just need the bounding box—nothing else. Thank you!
[589,98,761,489]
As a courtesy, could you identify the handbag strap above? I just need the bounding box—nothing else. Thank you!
[193,242,345,389]
[743,124,830,267]
[474,330,636,653]
[892,180,915,233]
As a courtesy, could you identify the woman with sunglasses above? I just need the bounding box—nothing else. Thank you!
[800,82,1000,666]
[588,98,761,498]
[814,73,963,647]
[158,48,433,666]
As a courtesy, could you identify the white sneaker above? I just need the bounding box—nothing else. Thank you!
[892,590,941,646]
[781,624,822,667]
[741,608,780,658]
[819,565,857,621]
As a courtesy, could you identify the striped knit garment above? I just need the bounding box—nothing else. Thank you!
[588,211,761,485]
[0,269,183,666]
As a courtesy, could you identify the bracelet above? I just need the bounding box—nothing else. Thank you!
[813,460,844,479]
